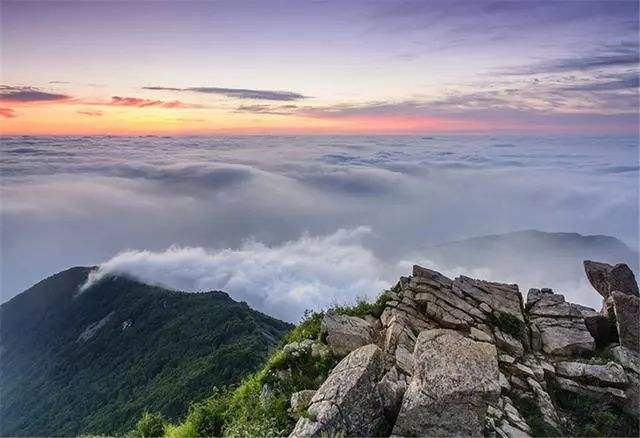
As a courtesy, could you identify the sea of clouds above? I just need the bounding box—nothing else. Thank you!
[1,135,637,320]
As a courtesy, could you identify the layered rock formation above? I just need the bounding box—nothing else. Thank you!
[283,261,639,437]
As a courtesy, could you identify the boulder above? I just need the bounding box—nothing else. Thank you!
[290,344,387,437]
[555,361,627,387]
[321,312,376,356]
[530,317,594,356]
[584,260,639,298]
[610,291,640,352]
[393,329,500,437]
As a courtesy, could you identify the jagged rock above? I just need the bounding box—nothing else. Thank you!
[381,308,417,354]
[393,329,500,436]
[610,345,640,374]
[575,305,612,347]
[494,328,524,356]
[499,372,511,392]
[529,317,594,356]
[321,312,376,356]
[610,291,640,352]
[377,366,406,422]
[509,362,536,380]
[290,390,316,419]
[527,291,582,318]
[453,276,524,321]
[527,377,562,433]
[502,397,532,433]
[510,375,529,390]
[584,260,639,298]
[499,353,516,364]
[471,326,493,343]
[394,344,414,375]
[290,344,387,437]
[622,370,639,418]
[539,359,555,377]
[555,376,627,401]
[555,361,627,387]
[364,314,382,331]
[498,422,531,438]
[522,357,545,381]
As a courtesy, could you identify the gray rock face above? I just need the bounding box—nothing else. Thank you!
[555,376,627,401]
[393,329,500,437]
[610,291,640,352]
[290,344,387,437]
[453,276,524,322]
[555,361,627,387]
[584,260,639,298]
[527,289,595,356]
[377,366,407,422]
[530,317,594,356]
[321,312,376,356]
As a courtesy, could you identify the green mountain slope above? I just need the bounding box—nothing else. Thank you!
[0,267,292,436]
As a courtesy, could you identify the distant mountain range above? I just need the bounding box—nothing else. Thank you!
[0,267,291,436]
[415,230,638,307]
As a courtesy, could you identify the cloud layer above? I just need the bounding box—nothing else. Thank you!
[1,135,637,310]
[82,227,390,322]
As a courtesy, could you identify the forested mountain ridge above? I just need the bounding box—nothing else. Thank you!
[0,267,292,436]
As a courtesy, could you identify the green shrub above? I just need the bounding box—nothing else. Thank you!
[491,311,525,339]
[334,291,393,319]
[283,310,324,344]
[551,381,639,437]
[129,411,166,438]
[509,393,560,437]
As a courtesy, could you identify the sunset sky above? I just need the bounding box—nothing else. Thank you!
[1,0,638,135]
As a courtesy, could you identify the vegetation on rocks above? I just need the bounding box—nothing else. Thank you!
[157,292,396,438]
[491,310,526,339]
[552,386,638,437]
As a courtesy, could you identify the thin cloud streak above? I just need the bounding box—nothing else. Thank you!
[143,86,308,101]
[0,86,70,103]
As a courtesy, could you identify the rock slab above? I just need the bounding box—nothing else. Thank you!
[290,344,387,437]
[321,312,376,356]
[393,329,500,437]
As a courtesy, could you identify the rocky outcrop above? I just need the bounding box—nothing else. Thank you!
[290,344,387,437]
[393,329,500,436]
[287,260,640,437]
[321,312,376,355]
[610,291,640,352]
[527,288,595,356]
[584,260,639,298]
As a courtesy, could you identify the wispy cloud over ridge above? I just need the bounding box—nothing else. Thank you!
[143,86,308,101]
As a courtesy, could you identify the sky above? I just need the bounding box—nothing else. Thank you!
[1,0,639,134]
